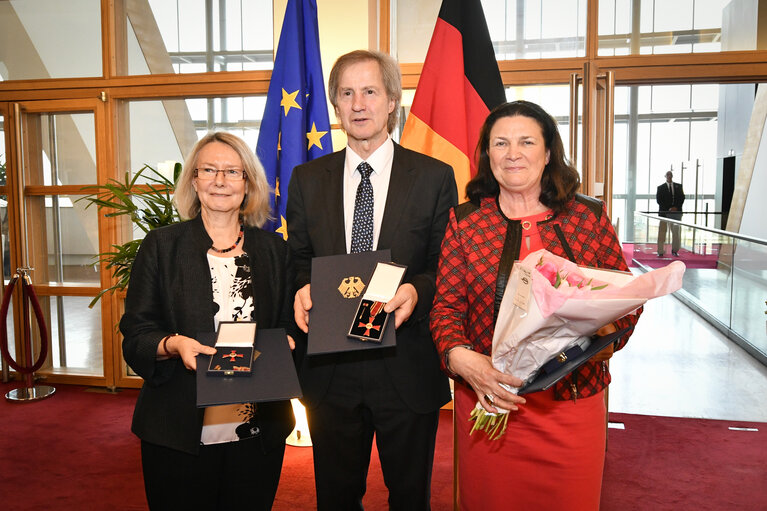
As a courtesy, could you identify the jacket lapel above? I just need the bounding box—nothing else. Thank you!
[378,143,414,249]
[323,150,347,254]
[183,217,217,333]
[244,234,270,326]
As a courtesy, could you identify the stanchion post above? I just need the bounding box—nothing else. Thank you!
[2,267,55,402]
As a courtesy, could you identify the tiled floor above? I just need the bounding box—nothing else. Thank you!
[609,291,767,422]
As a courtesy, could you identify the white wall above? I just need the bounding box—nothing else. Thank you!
[7,0,101,79]
[739,110,767,241]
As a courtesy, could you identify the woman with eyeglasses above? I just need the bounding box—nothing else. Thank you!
[121,131,297,510]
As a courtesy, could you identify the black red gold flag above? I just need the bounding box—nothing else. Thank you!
[400,0,506,199]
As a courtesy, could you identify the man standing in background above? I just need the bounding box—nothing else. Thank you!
[656,170,685,256]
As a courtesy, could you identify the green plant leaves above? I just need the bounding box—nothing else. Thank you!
[78,164,180,307]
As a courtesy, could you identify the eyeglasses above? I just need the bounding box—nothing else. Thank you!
[194,168,247,181]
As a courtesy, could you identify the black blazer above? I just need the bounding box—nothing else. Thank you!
[286,142,457,413]
[120,215,296,455]
[656,181,685,218]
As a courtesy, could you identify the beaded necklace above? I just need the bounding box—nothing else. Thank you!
[210,224,244,254]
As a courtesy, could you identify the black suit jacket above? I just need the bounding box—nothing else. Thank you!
[656,181,685,218]
[287,142,457,413]
[120,215,296,455]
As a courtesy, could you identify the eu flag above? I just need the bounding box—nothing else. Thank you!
[257,0,332,239]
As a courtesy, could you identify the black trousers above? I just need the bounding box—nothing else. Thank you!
[306,357,440,511]
[140,436,285,510]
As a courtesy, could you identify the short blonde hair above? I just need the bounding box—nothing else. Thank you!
[174,132,272,227]
[328,50,402,134]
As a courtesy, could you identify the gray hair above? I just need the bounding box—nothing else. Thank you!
[328,50,402,133]
[174,132,272,227]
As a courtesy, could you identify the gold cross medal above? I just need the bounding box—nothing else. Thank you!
[347,262,407,343]
[207,321,257,376]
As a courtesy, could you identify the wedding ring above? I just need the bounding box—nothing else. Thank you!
[484,393,494,404]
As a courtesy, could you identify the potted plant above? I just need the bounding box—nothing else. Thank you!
[78,163,182,307]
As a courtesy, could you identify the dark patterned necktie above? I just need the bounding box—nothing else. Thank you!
[350,161,374,253]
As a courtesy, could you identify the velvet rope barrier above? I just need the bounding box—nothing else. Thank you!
[0,269,51,392]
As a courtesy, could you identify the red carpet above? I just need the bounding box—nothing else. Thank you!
[2,383,765,510]
[0,384,146,510]
[601,413,767,511]
[623,242,720,269]
[622,242,637,268]
[274,411,453,510]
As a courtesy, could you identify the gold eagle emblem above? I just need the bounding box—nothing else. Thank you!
[338,276,366,298]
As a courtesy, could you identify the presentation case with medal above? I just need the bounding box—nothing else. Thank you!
[196,327,302,407]
[308,250,406,355]
[347,261,407,342]
[206,321,257,376]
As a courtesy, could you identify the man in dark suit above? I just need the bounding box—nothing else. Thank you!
[656,170,685,256]
[287,50,457,510]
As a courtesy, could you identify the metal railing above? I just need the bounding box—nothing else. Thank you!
[633,212,767,366]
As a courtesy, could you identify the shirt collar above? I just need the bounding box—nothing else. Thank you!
[345,137,394,176]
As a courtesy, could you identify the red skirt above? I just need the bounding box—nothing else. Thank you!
[454,382,607,511]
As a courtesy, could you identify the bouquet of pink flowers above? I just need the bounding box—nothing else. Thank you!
[470,248,686,439]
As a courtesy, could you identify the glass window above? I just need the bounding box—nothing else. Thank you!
[0,115,13,286]
[731,239,767,356]
[0,0,102,81]
[1,116,11,285]
[635,121,651,195]
[650,122,690,173]
[399,84,572,159]
[612,82,762,244]
[19,108,101,286]
[613,123,628,194]
[47,296,103,376]
[651,85,691,113]
[598,0,755,56]
[121,95,266,243]
[1,118,6,269]
[394,0,587,64]
[124,100,187,179]
[123,95,266,181]
[23,113,97,187]
[122,0,274,75]
[392,0,442,64]
[505,84,573,156]
[3,299,16,362]
[0,116,5,166]
[691,84,719,111]
[40,195,100,285]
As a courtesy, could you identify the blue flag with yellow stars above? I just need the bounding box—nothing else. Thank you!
[257,0,332,239]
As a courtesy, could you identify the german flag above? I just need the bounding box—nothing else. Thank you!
[400,0,506,200]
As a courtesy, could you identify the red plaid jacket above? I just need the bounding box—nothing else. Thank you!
[431,195,641,401]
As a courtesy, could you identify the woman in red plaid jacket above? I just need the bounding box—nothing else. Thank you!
[431,101,641,510]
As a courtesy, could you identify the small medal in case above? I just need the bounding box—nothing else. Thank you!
[348,262,407,342]
[207,321,258,376]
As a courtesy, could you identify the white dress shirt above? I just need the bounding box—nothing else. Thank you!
[343,137,394,253]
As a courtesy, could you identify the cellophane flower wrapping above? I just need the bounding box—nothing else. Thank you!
[469,248,686,440]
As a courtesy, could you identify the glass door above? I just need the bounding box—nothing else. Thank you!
[12,98,114,386]
[0,107,13,382]
[569,65,615,212]
[609,81,758,244]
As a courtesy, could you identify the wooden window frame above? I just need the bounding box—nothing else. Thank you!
[1,0,766,388]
